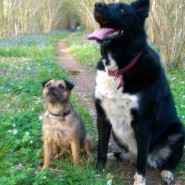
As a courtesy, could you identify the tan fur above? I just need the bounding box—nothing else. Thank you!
[42,79,93,168]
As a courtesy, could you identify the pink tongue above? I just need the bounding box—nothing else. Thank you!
[84,28,115,41]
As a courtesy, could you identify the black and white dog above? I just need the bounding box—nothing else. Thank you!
[85,0,185,184]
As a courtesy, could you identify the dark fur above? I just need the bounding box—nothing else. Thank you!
[93,0,185,183]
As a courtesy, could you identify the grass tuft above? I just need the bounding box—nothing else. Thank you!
[0,31,107,184]
[0,30,184,184]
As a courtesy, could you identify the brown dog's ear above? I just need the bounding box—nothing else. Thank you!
[64,80,74,90]
[42,79,51,87]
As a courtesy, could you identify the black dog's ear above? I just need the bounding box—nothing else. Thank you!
[42,79,51,87]
[64,80,74,90]
[131,0,150,23]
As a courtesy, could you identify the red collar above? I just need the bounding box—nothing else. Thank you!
[108,51,142,90]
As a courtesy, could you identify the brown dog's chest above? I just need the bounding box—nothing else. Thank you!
[43,115,77,146]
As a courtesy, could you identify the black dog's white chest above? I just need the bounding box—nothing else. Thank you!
[95,69,139,154]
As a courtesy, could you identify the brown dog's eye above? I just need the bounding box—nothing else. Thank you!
[46,83,50,87]
[59,84,64,89]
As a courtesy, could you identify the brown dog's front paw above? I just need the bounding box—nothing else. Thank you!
[72,157,80,165]
[88,155,94,163]
[42,165,48,169]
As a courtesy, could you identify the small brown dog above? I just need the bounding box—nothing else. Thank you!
[42,79,93,168]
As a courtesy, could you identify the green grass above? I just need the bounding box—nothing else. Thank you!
[66,32,185,182]
[66,32,100,67]
[0,31,108,185]
[0,30,184,185]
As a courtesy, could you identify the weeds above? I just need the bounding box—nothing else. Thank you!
[66,32,100,67]
[0,30,184,184]
[0,0,70,37]
[0,31,106,184]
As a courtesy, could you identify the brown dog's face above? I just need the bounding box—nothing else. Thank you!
[42,79,74,104]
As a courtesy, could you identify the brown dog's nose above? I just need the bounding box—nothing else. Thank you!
[94,2,106,10]
[49,86,55,91]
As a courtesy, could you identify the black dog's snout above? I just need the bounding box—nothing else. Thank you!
[94,2,106,10]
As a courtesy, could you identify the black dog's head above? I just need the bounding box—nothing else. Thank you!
[85,0,150,45]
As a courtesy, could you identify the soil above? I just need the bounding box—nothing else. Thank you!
[57,37,96,118]
[56,35,182,185]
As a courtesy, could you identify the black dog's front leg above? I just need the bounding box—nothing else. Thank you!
[95,100,111,172]
[134,124,151,185]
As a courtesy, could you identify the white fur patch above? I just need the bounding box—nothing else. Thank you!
[134,173,146,185]
[95,70,123,98]
[147,147,171,169]
[161,170,174,184]
[107,53,118,70]
[95,68,139,155]
[147,134,180,169]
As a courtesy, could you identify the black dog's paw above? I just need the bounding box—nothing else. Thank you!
[96,161,105,174]
[161,170,174,185]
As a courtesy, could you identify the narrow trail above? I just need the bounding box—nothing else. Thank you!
[56,35,182,185]
[57,36,96,118]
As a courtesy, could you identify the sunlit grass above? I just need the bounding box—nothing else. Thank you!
[0,30,184,184]
[0,31,107,184]
[66,32,100,67]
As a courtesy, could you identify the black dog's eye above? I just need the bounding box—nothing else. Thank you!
[59,84,64,89]
[120,8,126,15]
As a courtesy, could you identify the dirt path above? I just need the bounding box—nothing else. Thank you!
[57,38,96,118]
[56,35,182,185]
